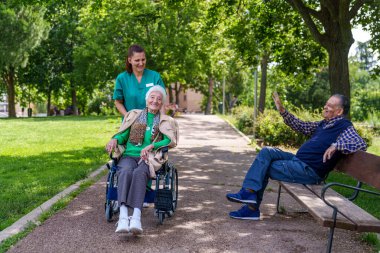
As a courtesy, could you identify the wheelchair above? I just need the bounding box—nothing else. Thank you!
[104,147,178,225]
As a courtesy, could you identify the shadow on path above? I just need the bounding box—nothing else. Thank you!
[7,114,371,253]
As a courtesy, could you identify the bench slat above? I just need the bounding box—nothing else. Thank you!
[280,182,380,232]
[336,151,380,190]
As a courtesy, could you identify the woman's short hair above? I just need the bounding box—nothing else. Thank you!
[146,85,167,103]
[126,44,145,73]
[332,94,350,116]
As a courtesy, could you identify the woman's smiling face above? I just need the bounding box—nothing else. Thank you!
[147,91,163,113]
[128,52,146,74]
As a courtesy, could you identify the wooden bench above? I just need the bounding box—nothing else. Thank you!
[275,151,380,253]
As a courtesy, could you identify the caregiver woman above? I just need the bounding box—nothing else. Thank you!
[113,44,165,117]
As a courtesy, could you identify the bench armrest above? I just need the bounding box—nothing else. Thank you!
[321,182,380,210]
[321,182,380,225]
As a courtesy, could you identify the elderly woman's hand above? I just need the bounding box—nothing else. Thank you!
[106,139,118,154]
[140,144,154,161]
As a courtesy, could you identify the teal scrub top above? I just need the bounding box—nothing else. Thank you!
[113,69,165,112]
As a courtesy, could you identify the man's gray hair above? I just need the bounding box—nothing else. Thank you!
[332,94,350,116]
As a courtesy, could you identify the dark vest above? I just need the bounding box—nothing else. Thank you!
[296,118,352,178]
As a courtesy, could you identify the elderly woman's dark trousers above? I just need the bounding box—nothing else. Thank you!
[117,156,150,210]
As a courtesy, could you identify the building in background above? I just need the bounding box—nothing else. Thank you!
[172,87,203,113]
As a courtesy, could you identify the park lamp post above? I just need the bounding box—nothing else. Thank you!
[218,60,226,115]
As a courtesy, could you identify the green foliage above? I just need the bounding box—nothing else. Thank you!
[87,95,116,116]
[231,106,254,134]
[1,0,378,118]
[0,3,50,116]
[349,59,380,122]
[354,123,374,147]
[0,4,49,69]
[256,109,313,146]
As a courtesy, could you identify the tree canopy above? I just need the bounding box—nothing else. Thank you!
[0,0,378,119]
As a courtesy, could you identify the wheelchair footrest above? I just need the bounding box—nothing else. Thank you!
[154,189,173,211]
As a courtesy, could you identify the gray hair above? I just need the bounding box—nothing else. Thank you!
[332,94,350,116]
[145,85,167,103]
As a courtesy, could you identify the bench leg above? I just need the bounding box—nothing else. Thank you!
[326,208,338,253]
[276,183,282,213]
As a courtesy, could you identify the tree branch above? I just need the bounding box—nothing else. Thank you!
[286,0,327,47]
[307,7,323,21]
[321,0,338,21]
[349,0,373,20]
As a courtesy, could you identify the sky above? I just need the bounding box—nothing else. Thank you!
[349,27,373,56]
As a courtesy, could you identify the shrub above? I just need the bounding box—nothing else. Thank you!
[231,106,373,148]
[354,123,374,147]
[231,106,254,135]
[255,109,310,146]
[87,96,116,116]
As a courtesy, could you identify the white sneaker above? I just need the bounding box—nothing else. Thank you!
[129,218,143,235]
[115,217,129,233]
[143,202,149,208]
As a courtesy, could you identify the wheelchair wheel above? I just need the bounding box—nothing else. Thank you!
[105,168,118,222]
[158,212,165,225]
[105,200,113,222]
[171,165,178,211]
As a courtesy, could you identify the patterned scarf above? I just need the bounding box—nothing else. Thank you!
[129,108,162,146]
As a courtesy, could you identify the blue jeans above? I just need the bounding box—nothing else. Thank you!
[242,147,322,208]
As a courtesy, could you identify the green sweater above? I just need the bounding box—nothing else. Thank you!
[113,112,170,157]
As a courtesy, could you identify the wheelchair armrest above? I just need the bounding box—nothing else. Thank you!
[160,146,169,159]
[109,152,119,164]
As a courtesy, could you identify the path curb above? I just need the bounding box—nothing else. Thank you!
[0,163,109,244]
[222,117,252,144]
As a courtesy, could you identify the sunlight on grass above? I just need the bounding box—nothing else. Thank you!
[0,116,120,231]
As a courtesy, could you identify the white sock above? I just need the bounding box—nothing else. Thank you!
[132,208,141,220]
[120,205,128,219]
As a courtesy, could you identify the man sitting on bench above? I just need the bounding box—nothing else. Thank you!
[226,93,367,220]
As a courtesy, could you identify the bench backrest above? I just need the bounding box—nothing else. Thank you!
[335,150,380,190]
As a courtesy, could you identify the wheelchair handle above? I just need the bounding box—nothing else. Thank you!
[161,146,169,159]
[109,152,119,163]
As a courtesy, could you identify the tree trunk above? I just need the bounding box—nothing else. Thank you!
[327,44,351,99]
[259,53,269,113]
[175,82,182,105]
[3,67,17,118]
[71,87,79,115]
[168,83,174,103]
[285,1,359,103]
[205,77,214,115]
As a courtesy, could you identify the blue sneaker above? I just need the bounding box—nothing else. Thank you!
[229,205,260,220]
[226,188,257,204]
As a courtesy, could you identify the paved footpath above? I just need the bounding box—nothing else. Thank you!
[8,115,371,253]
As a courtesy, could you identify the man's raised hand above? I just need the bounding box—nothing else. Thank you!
[272,92,285,113]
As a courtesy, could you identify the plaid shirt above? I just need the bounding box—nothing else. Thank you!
[281,111,367,154]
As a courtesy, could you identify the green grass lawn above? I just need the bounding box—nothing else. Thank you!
[0,116,120,231]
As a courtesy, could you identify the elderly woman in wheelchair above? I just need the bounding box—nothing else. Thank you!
[106,85,178,235]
